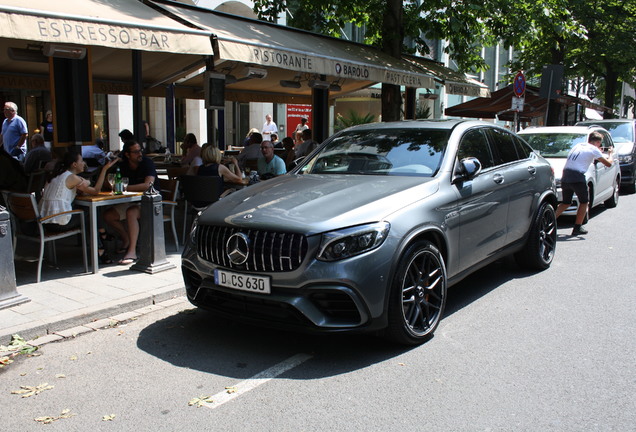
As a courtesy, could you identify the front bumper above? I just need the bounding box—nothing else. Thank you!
[181,236,396,334]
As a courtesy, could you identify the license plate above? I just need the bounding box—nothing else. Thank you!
[214,269,271,294]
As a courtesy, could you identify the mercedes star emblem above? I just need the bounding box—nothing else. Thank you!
[226,232,250,265]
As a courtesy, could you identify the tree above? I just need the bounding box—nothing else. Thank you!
[498,0,636,118]
[253,0,494,121]
[255,0,636,121]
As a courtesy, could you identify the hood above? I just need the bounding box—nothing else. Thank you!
[197,174,438,235]
[547,157,598,180]
[546,158,567,179]
[615,141,634,155]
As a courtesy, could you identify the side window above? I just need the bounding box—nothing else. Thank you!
[487,128,520,165]
[457,128,495,169]
[512,135,533,159]
[600,132,613,149]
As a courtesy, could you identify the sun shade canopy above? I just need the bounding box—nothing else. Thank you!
[0,0,213,55]
[149,0,435,101]
[445,85,611,122]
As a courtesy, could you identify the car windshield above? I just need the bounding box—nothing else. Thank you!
[593,123,633,143]
[520,133,588,157]
[299,128,450,176]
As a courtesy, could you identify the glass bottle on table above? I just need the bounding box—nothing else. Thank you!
[114,167,123,195]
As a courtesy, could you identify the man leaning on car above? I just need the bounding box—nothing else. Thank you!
[555,131,614,236]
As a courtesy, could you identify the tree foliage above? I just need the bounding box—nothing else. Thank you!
[254,0,636,117]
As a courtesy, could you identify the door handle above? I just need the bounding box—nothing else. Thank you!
[527,166,536,175]
[493,174,504,184]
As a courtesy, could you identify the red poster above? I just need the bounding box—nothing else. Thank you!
[286,104,313,139]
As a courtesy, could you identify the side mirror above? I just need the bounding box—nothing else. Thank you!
[453,157,482,183]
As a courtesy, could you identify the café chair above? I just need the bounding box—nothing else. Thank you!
[160,178,180,251]
[166,166,189,180]
[179,175,223,241]
[27,169,48,201]
[5,192,87,283]
[245,158,259,173]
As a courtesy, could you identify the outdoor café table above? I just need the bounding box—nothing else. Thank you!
[74,192,143,273]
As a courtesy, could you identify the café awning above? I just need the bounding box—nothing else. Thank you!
[405,56,490,98]
[0,0,213,55]
[444,84,612,122]
[149,0,435,102]
[0,0,214,96]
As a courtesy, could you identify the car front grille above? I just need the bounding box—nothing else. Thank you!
[196,225,308,272]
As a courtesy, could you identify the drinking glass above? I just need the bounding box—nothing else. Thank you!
[121,177,129,192]
[107,173,116,195]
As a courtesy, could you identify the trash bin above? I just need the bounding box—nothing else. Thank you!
[0,206,30,310]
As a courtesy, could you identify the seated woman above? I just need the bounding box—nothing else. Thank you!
[39,149,118,263]
[193,144,244,201]
[196,144,242,182]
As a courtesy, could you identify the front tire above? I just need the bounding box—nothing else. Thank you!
[515,202,557,270]
[385,241,447,345]
[604,176,620,208]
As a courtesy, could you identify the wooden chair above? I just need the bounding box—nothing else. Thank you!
[180,175,223,241]
[5,192,87,283]
[166,166,189,180]
[160,178,180,251]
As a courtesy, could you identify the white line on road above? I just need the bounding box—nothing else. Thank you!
[205,353,313,409]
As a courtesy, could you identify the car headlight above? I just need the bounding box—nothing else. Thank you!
[317,222,390,262]
[189,211,202,245]
[619,154,633,163]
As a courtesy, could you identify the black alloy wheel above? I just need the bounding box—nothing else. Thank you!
[386,241,447,345]
[515,202,557,270]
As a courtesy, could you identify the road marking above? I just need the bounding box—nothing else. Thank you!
[205,353,312,409]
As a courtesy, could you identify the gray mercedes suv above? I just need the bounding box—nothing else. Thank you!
[182,120,557,345]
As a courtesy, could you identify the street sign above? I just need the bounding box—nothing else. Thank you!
[511,96,524,112]
[513,71,526,97]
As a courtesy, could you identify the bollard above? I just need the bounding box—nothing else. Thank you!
[0,206,30,310]
[130,183,176,274]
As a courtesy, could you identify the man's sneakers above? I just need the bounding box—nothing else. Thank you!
[571,224,588,236]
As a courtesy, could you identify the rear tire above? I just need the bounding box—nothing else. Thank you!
[385,241,447,345]
[515,202,557,270]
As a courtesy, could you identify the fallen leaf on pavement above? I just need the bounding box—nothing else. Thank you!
[225,386,238,394]
[188,396,213,407]
[34,408,75,424]
[12,383,54,398]
[69,355,78,361]
[102,414,116,421]
[55,374,66,379]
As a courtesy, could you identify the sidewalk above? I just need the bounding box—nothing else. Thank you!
[0,239,187,345]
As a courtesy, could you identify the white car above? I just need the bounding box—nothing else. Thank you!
[577,119,636,193]
[518,126,620,219]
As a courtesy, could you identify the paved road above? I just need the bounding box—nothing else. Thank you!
[1,194,635,431]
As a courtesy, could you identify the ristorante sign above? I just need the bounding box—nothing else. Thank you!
[219,43,433,89]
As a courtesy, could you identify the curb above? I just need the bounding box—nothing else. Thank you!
[0,286,187,345]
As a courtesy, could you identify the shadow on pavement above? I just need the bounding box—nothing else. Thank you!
[137,256,544,379]
[137,307,414,380]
